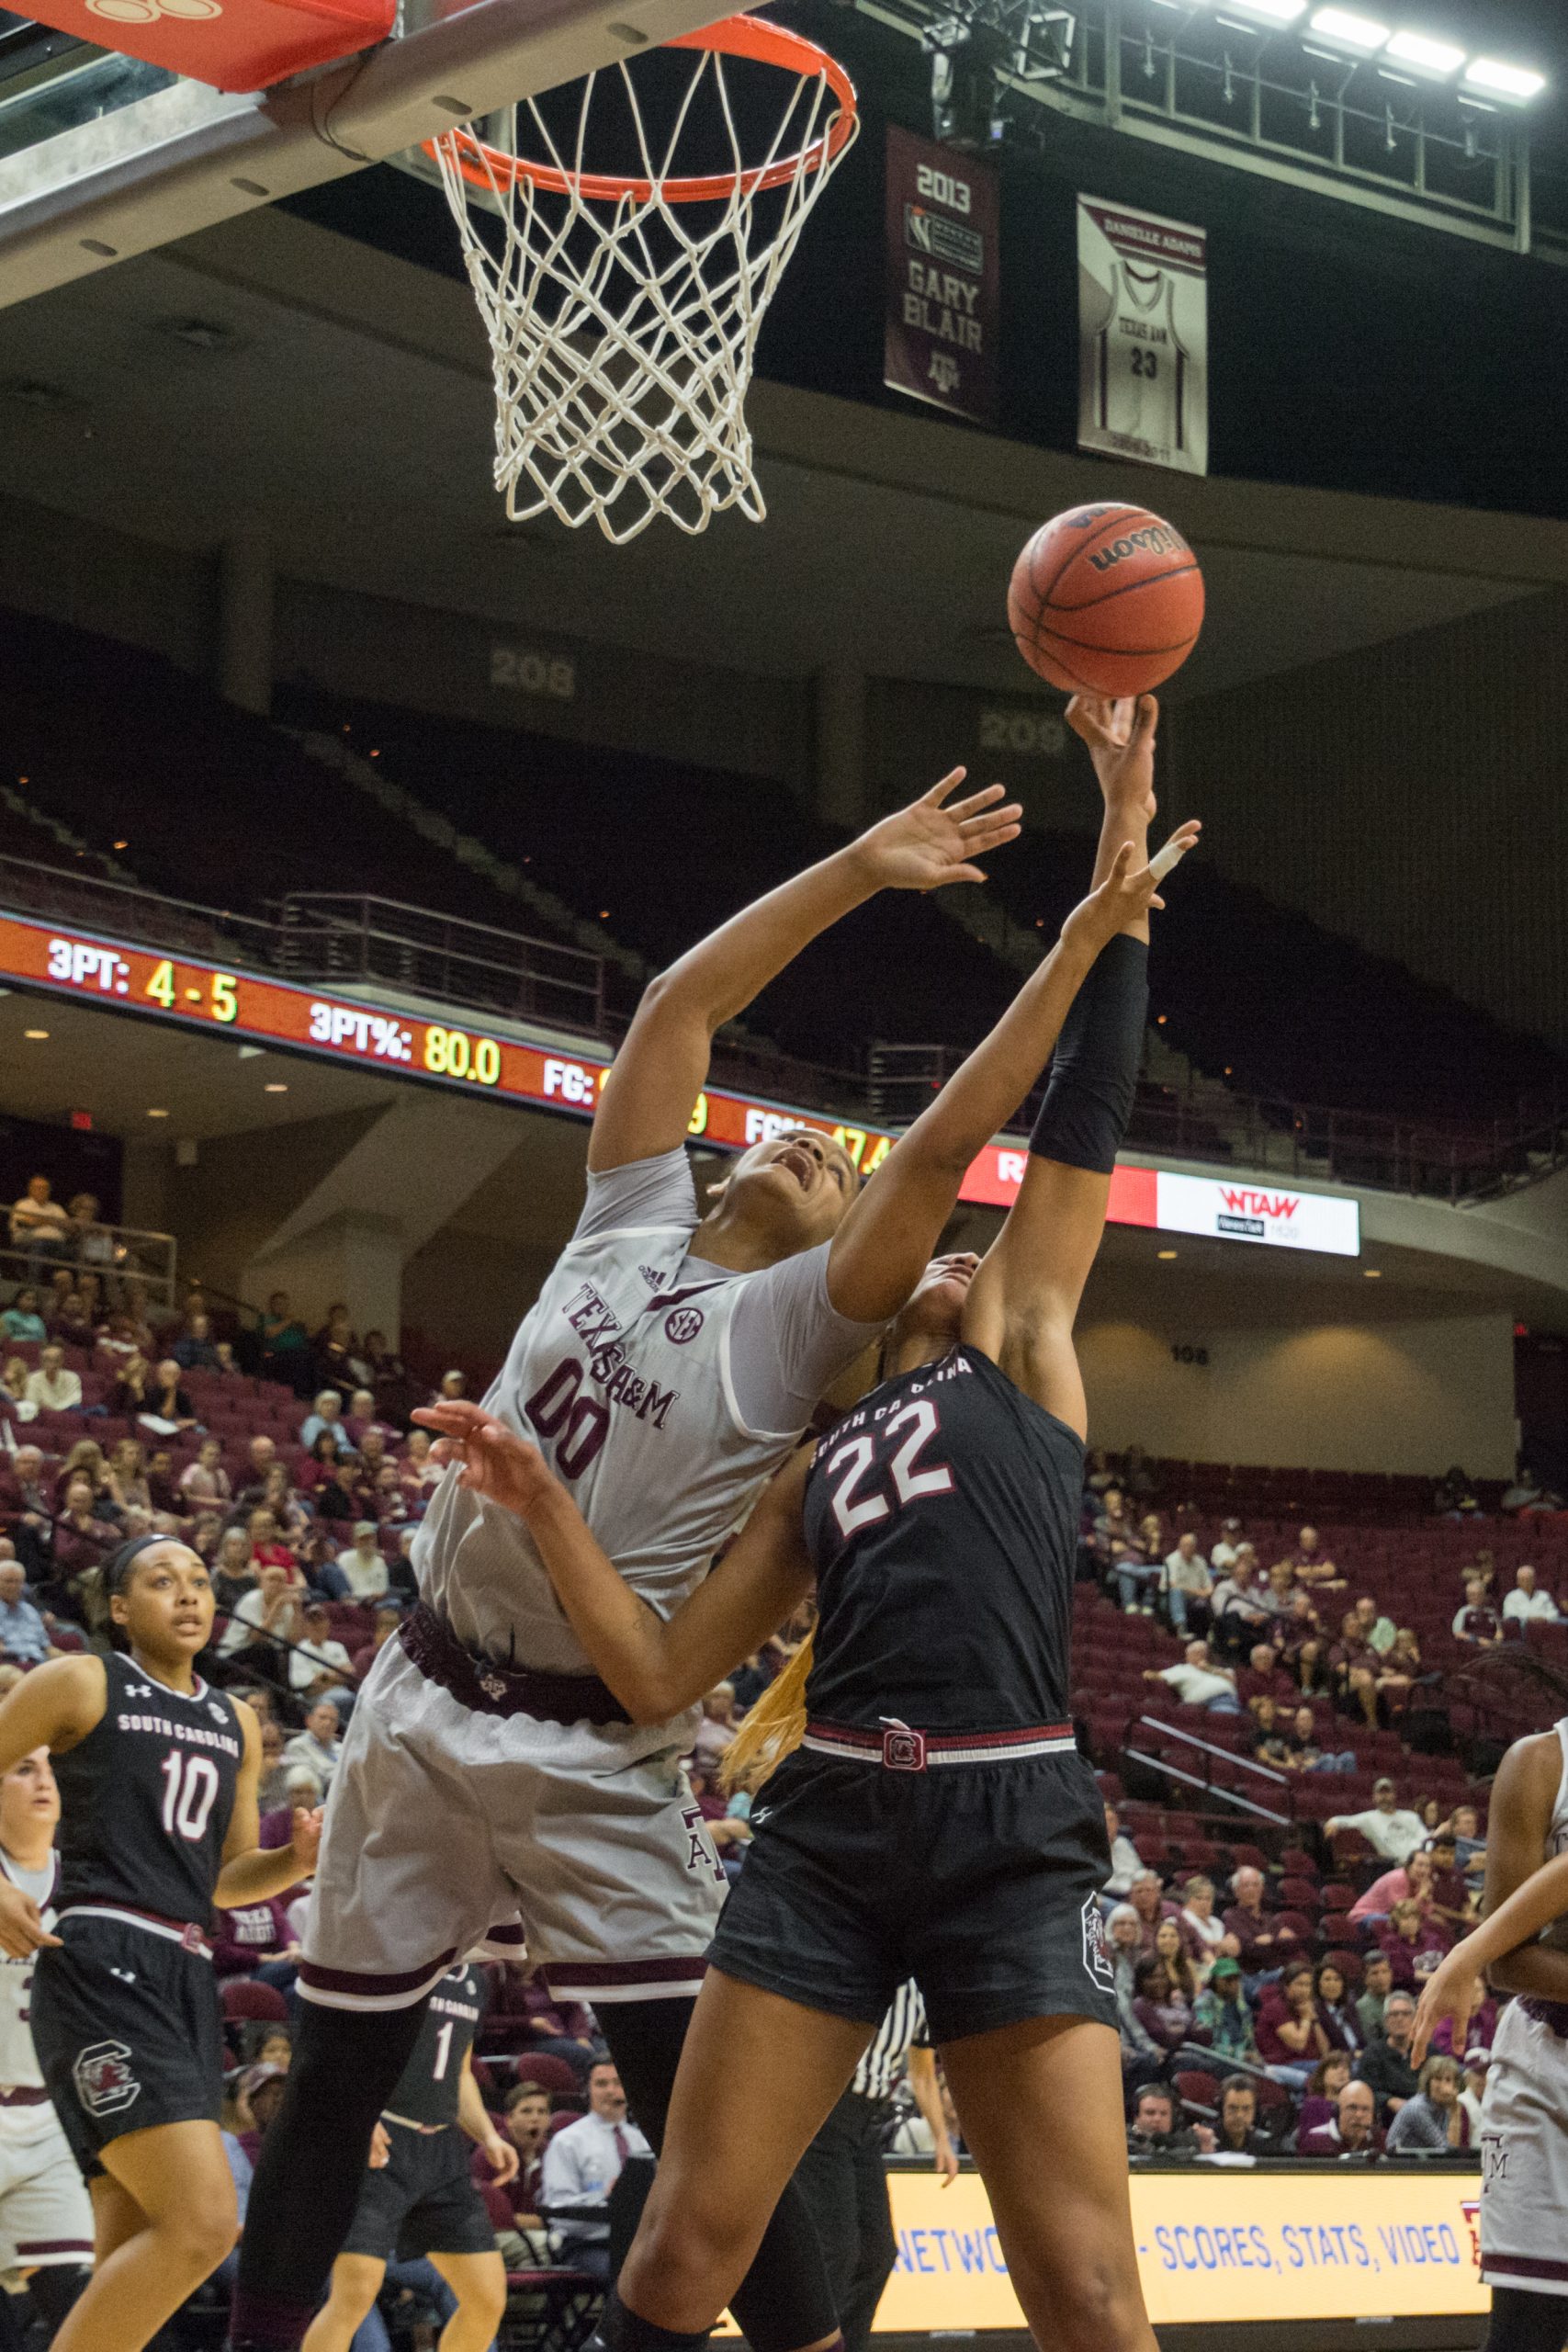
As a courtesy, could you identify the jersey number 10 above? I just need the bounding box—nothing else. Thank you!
[160,1751,220,1844]
[825,1400,953,1542]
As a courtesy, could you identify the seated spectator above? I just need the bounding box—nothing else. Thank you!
[1425,1833,1473,1932]
[0,1559,53,1666]
[9,1176,69,1266]
[539,2061,651,2281]
[105,1440,151,1517]
[1314,1960,1366,2054]
[1356,1950,1394,2041]
[233,1434,280,1510]
[434,1369,468,1406]
[1209,1551,1274,1660]
[24,1343,81,1414]
[1235,1644,1299,1709]
[1279,1702,1355,1773]
[1434,1464,1483,1519]
[1133,1950,1207,2059]
[179,1436,231,1509]
[1223,1865,1298,1967]
[1385,2055,1470,2151]
[1357,1989,1420,2115]
[1503,1564,1562,1626]
[1179,1875,1237,1965]
[245,1508,298,1577]
[144,1448,181,1515]
[283,1697,344,1791]
[51,1476,118,1597]
[1384,1624,1422,1697]
[1256,1957,1329,2087]
[345,1389,399,1449]
[314,1303,367,1401]
[1248,1694,1292,1765]
[255,1717,292,1814]
[1326,1778,1427,1864]
[0,1445,53,1577]
[1152,1913,1207,2001]
[299,1390,351,1455]
[1300,2078,1382,2158]
[371,1460,412,1532]
[107,1350,153,1420]
[1379,1895,1450,1984]
[1163,1532,1213,1634]
[1291,1526,1344,1590]
[1350,1593,1397,1655]
[509,1966,599,2075]
[1128,1870,1180,1951]
[212,1527,259,1615]
[288,1600,355,1700]
[1213,2075,1270,2157]
[1448,1803,1485,1882]
[1192,1956,1258,2063]
[1126,2084,1212,2159]
[693,1683,739,1767]
[1350,1847,1436,1926]
[1258,1559,1300,1624]
[172,1309,220,1373]
[220,1560,305,1673]
[1297,2050,1354,2140]
[1102,1803,1143,1902]
[55,1440,111,1512]
[400,1427,443,1501]
[0,1290,46,1345]
[333,1520,389,1602]
[0,1357,33,1420]
[213,1892,299,1986]
[1145,1638,1243,1714]
[1210,1517,1245,1573]
[1092,1486,1145,1600]
[1452,1573,1503,1646]
[139,1360,197,1435]
[51,1291,94,1345]
[352,1601,404,1683]
[316,1456,371,1531]
[361,1329,410,1408]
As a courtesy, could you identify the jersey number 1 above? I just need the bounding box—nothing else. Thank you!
[160,1751,220,1843]
[826,1400,953,1541]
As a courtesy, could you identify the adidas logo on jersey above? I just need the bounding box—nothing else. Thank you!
[637,1266,666,1288]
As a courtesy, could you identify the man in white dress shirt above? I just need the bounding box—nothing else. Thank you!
[540,2061,651,2283]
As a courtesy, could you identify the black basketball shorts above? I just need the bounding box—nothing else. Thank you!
[30,1919,224,2181]
[710,1746,1120,2045]
[341,2120,499,2264]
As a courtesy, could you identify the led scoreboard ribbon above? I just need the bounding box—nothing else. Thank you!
[6,914,897,1176]
[6,910,1359,1251]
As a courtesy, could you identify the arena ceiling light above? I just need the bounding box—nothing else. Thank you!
[1306,7,1389,52]
[1463,56,1547,103]
[1217,0,1309,21]
[1382,28,1466,77]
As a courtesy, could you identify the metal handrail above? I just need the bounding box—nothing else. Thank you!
[1122,1712,1295,1829]
[0,1222,177,1309]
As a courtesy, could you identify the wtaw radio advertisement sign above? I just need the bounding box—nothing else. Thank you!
[959,1153,1360,1259]
[884,126,999,424]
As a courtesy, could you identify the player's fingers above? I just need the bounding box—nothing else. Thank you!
[959,804,1024,838]
[1131,692,1159,744]
[945,782,1008,820]
[918,766,968,806]
[940,864,989,888]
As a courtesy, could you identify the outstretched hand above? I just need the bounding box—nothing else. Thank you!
[851,772,1023,893]
[0,1880,59,1960]
[1067,694,1158,820]
[1411,1950,1482,2068]
[289,1804,324,1877]
[412,1403,562,1525]
[1060,821,1201,957]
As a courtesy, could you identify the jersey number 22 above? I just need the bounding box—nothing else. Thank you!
[825,1401,953,1540]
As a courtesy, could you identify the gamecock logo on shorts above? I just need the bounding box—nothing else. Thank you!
[664,1307,705,1344]
[73,2041,141,2118]
[1080,1896,1115,1994]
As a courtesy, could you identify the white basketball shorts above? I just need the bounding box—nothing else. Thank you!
[0,2102,95,2271]
[1480,1997,1568,2296]
[299,1638,727,2012]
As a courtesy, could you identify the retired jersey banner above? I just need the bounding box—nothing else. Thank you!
[1077,195,1209,475]
[885,126,998,424]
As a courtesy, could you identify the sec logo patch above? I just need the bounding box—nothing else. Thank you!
[665,1307,705,1344]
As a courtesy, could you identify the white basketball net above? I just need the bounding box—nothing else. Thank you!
[431,28,857,543]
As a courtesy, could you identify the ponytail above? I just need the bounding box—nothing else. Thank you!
[720,1633,815,1792]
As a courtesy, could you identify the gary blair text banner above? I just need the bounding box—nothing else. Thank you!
[884,126,998,424]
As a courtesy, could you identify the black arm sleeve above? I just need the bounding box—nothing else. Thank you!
[1028,933,1149,1174]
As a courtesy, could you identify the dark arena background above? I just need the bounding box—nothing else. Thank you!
[1,0,1568,2339]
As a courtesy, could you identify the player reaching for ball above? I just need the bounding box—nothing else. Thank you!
[235,758,1193,2352]
[418,693,1187,2352]
[0,1534,321,2352]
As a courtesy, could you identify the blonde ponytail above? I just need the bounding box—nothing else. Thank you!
[720,1632,815,1792]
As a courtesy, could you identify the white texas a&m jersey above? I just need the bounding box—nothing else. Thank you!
[415,1146,877,1679]
[1093,261,1190,463]
[0,1853,55,2091]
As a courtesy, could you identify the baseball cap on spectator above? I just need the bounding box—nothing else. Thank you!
[1211,1957,1243,1982]
[353,1520,378,1538]
[1373,1776,1396,1795]
[239,2063,288,2099]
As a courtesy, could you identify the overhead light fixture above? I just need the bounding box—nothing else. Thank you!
[1222,0,1307,18]
[22,1028,48,1041]
[1463,56,1546,102]
[1363,1266,1382,1278]
[146,1107,169,1119]
[1157,1249,1179,1261]
[1384,28,1464,76]
[264,1082,288,1094]
[1307,6,1388,50]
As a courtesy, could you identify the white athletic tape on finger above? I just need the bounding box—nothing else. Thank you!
[1149,837,1191,883]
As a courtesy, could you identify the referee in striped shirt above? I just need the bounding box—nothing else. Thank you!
[791,1982,958,2352]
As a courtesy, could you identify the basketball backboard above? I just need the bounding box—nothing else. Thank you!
[0,0,733,311]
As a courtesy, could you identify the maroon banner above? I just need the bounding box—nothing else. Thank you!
[884,125,998,424]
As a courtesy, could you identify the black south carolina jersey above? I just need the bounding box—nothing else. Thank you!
[384,1965,484,2130]
[52,1655,244,1930]
[802,1343,1084,1730]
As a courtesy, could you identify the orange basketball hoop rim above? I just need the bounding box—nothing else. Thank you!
[425,14,858,206]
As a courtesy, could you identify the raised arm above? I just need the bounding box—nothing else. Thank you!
[960,698,1185,1432]
[413,1405,815,1722]
[589,775,1023,1173]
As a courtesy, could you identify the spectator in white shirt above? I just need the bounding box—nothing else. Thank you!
[220,1561,304,1661]
[1325,1778,1427,1863]
[333,1522,389,1602]
[288,1600,354,1698]
[1210,1518,1244,1574]
[283,1699,344,1792]
[1145,1639,1244,1714]
[8,1178,69,1266]
[299,1391,350,1455]
[1502,1565,1562,1626]
[23,1344,82,1413]
[540,2061,652,2281]
[1102,1802,1143,1901]
[1162,1533,1213,1634]
[0,1560,53,1666]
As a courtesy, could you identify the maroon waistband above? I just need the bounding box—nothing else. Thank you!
[0,2087,50,2107]
[1521,1997,1568,2039]
[399,1602,630,1729]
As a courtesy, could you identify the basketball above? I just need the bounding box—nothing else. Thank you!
[1007,503,1206,698]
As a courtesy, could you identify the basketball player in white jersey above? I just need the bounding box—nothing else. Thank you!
[235,746,1196,2352]
[1411,1713,1568,2352]
[0,1749,92,2343]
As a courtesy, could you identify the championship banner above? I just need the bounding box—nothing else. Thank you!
[885,126,998,423]
[1077,195,1208,475]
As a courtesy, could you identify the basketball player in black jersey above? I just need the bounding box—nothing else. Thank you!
[418,691,1179,2352]
[0,1534,321,2352]
[306,1962,517,2352]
